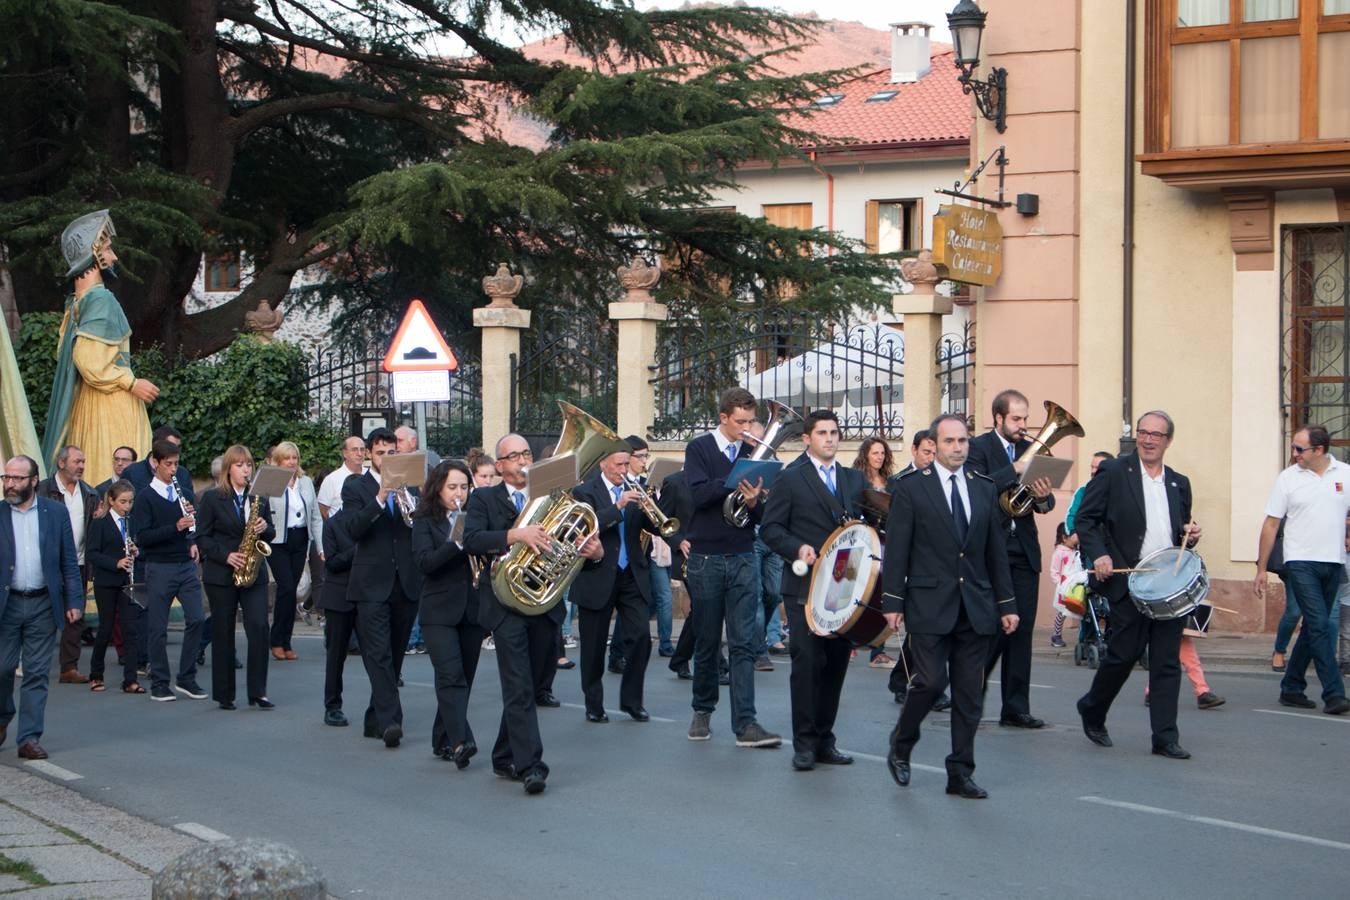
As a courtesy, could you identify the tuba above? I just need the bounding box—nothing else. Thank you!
[1000,400,1085,518]
[491,401,630,616]
[233,495,273,588]
[722,399,803,528]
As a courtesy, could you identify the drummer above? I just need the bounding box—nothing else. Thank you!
[760,410,865,771]
[1074,410,1202,760]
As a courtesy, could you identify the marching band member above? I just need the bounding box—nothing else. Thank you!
[197,446,277,710]
[883,415,1017,799]
[464,433,601,794]
[265,442,323,661]
[319,504,358,727]
[412,460,485,767]
[760,410,862,771]
[85,479,142,694]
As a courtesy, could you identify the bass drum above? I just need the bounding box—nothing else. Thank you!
[804,522,889,648]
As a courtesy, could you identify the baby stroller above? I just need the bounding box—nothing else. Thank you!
[1057,572,1110,669]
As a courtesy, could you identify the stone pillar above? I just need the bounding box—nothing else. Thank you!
[608,256,666,438]
[894,250,953,438]
[474,263,530,451]
[153,838,324,899]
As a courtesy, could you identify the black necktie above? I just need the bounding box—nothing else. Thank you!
[950,474,968,544]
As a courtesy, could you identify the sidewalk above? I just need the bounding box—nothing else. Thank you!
[0,764,198,898]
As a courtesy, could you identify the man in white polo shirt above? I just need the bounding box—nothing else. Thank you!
[1255,424,1350,715]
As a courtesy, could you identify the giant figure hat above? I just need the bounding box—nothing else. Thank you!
[60,209,116,280]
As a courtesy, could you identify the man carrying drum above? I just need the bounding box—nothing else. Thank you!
[760,410,864,772]
[1075,410,1202,760]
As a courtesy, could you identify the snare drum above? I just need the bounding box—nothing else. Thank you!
[805,522,889,647]
[1127,547,1209,621]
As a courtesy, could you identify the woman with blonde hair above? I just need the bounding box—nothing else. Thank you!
[265,440,323,660]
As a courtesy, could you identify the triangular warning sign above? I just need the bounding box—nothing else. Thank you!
[382,299,459,373]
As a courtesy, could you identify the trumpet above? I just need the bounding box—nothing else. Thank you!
[452,497,485,589]
[622,475,679,538]
[394,485,417,527]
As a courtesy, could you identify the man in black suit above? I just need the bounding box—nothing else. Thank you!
[661,469,724,683]
[572,448,653,723]
[1075,410,1200,759]
[882,414,1018,799]
[464,432,601,795]
[966,389,1055,729]
[341,427,422,748]
[319,509,357,727]
[760,410,862,771]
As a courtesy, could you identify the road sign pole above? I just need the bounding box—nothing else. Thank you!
[415,401,429,457]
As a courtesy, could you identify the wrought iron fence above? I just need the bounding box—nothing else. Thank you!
[938,321,976,425]
[649,307,905,442]
[304,339,482,456]
[1281,224,1350,459]
[509,312,618,449]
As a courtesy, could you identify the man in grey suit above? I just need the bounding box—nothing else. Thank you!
[0,456,84,760]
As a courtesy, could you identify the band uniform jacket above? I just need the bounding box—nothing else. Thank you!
[412,513,477,628]
[570,470,653,612]
[195,488,277,588]
[463,481,566,632]
[881,465,1016,636]
[341,472,423,604]
[1074,452,1192,604]
[965,430,1055,572]
[657,470,693,574]
[760,461,865,601]
[0,498,83,629]
[319,511,356,613]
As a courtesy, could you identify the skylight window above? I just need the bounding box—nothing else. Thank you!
[866,90,899,103]
[812,93,844,108]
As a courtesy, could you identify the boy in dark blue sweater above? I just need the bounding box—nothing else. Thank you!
[130,439,206,701]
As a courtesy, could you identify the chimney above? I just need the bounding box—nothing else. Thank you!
[890,22,932,84]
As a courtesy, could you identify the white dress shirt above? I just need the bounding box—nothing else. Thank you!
[1138,465,1174,559]
[933,461,970,519]
[58,479,86,564]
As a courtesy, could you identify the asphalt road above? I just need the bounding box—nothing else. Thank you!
[14,632,1350,899]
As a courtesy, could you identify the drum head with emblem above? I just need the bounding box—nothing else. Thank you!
[805,522,883,638]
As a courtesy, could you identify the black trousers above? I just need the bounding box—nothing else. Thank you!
[425,621,486,754]
[1078,595,1184,745]
[538,620,560,696]
[389,584,417,683]
[59,612,85,672]
[784,599,851,755]
[490,611,555,778]
[266,527,309,650]
[578,568,651,715]
[892,608,992,779]
[90,585,139,687]
[206,581,269,703]
[670,595,726,674]
[323,608,355,712]
[355,600,403,733]
[984,561,1040,717]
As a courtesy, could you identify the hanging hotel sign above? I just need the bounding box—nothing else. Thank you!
[932,204,1003,287]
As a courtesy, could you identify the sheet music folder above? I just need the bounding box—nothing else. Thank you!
[527,454,580,497]
[250,465,294,497]
[647,457,681,489]
[1020,454,1074,490]
[382,452,428,490]
[723,459,783,490]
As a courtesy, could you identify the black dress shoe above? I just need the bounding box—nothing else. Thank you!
[453,740,477,770]
[324,710,349,727]
[1279,692,1316,709]
[217,700,236,711]
[383,724,402,748]
[1325,696,1350,715]
[945,774,988,799]
[999,713,1047,729]
[792,751,816,771]
[1080,718,1113,747]
[493,764,518,780]
[523,769,547,795]
[621,706,650,722]
[886,746,910,787]
[1151,742,1191,759]
[892,690,906,705]
[931,694,952,712]
[816,746,854,766]
[672,664,692,680]
[536,692,561,708]
[248,697,275,709]
[585,711,609,723]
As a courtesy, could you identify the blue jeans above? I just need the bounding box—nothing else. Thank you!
[0,593,58,746]
[1280,561,1346,701]
[687,551,761,734]
[649,564,674,654]
[408,615,424,651]
[1274,573,1302,654]
[753,538,783,655]
[561,599,574,641]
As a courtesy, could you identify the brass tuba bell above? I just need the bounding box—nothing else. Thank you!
[1000,400,1084,518]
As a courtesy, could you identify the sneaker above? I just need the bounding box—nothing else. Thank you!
[150,686,176,702]
[1196,692,1226,710]
[1050,635,1067,648]
[754,656,774,672]
[688,711,712,741]
[175,681,207,700]
[404,647,417,656]
[735,721,782,749]
[137,665,151,677]
[869,653,897,669]
[563,636,578,650]
[483,636,495,651]
[414,646,427,655]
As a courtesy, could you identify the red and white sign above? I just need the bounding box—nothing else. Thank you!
[382,299,458,373]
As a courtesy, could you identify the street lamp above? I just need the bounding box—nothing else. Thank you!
[946,0,1007,133]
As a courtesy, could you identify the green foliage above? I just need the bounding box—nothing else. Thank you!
[16,311,62,428]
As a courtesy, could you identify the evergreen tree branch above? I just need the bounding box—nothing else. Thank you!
[225,91,460,143]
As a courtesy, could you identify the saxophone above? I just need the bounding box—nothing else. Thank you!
[233,495,273,588]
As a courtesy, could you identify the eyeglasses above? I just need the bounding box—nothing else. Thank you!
[113,456,134,463]
[1,475,34,482]
[1136,429,1169,441]
[631,452,650,460]
[1291,444,1309,455]
[501,449,534,463]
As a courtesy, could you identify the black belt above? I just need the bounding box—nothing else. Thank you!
[9,587,48,598]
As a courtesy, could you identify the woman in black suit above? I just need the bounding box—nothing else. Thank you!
[411,459,484,768]
[87,479,143,694]
[197,445,277,710]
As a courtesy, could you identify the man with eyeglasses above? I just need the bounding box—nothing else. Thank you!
[1255,424,1350,716]
[464,433,602,794]
[0,456,83,760]
[95,446,138,501]
[1075,410,1203,758]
